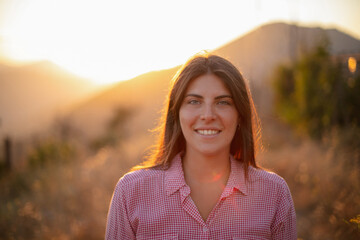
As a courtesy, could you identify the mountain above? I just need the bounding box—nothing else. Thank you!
[213,22,360,114]
[0,61,96,138]
[67,67,179,139]
[2,22,360,140]
[67,22,360,140]
[215,22,360,82]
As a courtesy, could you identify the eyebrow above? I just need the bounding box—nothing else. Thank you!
[185,94,233,99]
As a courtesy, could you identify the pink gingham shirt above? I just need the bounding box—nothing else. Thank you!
[106,154,297,239]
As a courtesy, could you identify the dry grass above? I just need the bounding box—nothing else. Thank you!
[0,141,140,240]
[259,123,360,239]
[0,120,359,240]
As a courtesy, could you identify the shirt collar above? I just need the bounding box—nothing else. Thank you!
[222,155,248,197]
[165,154,187,196]
[165,153,248,197]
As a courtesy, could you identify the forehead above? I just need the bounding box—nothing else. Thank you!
[185,73,231,95]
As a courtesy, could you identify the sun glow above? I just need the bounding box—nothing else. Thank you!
[0,0,359,85]
[2,0,184,84]
[2,0,245,85]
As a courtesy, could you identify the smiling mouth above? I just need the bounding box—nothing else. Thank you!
[195,129,221,135]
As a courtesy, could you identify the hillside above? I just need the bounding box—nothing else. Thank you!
[1,22,359,140]
[68,22,360,139]
[213,22,360,114]
[67,67,178,139]
[215,22,360,83]
[0,61,96,138]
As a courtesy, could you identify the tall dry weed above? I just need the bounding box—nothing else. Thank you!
[259,126,360,240]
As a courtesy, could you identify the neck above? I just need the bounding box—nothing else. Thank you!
[182,150,231,183]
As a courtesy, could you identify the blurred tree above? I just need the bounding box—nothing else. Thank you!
[90,106,133,151]
[272,45,360,238]
[273,44,360,139]
[28,138,76,168]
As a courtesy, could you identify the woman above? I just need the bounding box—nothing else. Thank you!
[106,53,297,239]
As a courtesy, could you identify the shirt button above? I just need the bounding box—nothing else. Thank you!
[203,226,209,232]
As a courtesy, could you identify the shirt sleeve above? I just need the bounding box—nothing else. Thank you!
[271,179,297,240]
[105,179,136,240]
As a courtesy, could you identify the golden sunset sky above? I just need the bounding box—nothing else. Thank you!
[0,0,359,85]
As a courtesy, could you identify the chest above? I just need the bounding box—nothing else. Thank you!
[128,190,275,240]
[189,182,225,221]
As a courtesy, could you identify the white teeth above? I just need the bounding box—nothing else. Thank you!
[197,129,220,135]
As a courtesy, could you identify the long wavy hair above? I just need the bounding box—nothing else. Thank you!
[133,52,262,178]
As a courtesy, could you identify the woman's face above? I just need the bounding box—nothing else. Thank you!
[179,73,239,157]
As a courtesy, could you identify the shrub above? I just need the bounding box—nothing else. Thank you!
[272,44,360,138]
[28,138,76,168]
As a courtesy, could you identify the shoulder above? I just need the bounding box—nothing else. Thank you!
[115,167,165,191]
[245,167,295,210]
[251,167,286,183]
[248,166,290,193]
[111,168,167,210]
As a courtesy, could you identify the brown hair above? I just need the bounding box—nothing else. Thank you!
[133,52,261,177]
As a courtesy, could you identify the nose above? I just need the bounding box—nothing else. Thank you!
[200,104,216,121]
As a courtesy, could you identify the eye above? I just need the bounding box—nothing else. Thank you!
[217,100,231,105]
[187,99,200,105]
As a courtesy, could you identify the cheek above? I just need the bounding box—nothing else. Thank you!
[220,109,238,123]
[225,112,240,133]
[179,107,197,128]
[179,108,190,132]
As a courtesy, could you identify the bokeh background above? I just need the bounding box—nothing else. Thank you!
[0,0,359,239]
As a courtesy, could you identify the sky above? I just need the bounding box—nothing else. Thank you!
[0,0,359,85]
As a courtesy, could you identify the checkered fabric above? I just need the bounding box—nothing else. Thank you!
[106,154,297,239]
